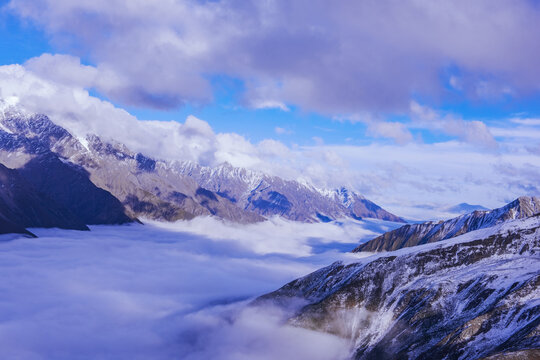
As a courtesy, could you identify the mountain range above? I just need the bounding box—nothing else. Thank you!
[258,213,540,359]
[1,103,538,359]
[353,196,540,252]
[0,104,403,236]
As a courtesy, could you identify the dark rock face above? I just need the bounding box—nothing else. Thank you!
[18,154,133,225]
[135,153,156,172]
[353,196,540,253]
[258,216,540,360]
[250,191,292,216]
[0,114,135,229]
[124,194,194,221]
[0,163,89,235]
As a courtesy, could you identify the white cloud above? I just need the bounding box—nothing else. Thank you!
[7,0,540,114]
[365,121,413,145]
[312,141,540,219]
[409,101,498,148]
[490,127,540,140]
[0,219,389,359]
[250,100,290,112]
[510,118,540,126]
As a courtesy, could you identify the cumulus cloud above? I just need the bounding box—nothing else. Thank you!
[0,63,353,183]
[365,121,414,145]
[6,0,540,114]
[0,218,385,359]
[0,63,538,220]
[410,101,497,148]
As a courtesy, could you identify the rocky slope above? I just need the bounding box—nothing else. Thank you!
[0,108,263,223]
[0,163,89,236]
[258,215,540,359]
[0,116,135,226]
[176,162,404,223]
[353,196,540,252]
[0,104,403,224]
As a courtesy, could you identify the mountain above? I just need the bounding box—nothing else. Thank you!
[73,135,264,223]
[446,203,489,215]
[353,196,540,252]
[0,116,135,227]
[0,163,89,236]
[257,215,540,359]
[175,163,404,223]
[0,104,403,225]
[0,108,263,224]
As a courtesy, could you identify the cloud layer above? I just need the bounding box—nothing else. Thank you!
[7,0,540,113]
[0,219,379,359]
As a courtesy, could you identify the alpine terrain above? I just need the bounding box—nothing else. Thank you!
[353,196,540,252]
[258,213,540,359]
[0,102,403,235]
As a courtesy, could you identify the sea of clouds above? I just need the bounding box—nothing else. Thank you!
[0,217,400,359]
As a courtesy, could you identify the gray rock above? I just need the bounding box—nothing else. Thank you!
[258,215,540,359]
[353,196,540,252]
[175,163,405,223]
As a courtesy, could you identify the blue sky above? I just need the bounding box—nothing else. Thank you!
[2,0,540,147]
[0,9,364,146]
[0,0,539,216]
[0,10,365,147]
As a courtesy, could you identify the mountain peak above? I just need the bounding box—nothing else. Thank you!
[353,196,540,252]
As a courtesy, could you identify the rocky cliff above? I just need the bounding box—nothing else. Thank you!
[258,215,540,359]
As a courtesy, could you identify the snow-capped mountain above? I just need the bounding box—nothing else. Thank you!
[257,214,540,359]
[175,162,404,222]
[0,105,403,227]
[353,196,540,252]
[0,115,134,232]
[0,109,261,224]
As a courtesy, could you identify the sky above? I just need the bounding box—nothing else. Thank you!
[0,0,540,218]
[0,219,392,360]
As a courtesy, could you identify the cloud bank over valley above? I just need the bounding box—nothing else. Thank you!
[0,218,391,359]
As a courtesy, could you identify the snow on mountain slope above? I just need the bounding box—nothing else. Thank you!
[175,162,404,223]
[0,104,403,224]
[257,215,540,359]
[0,108,263,223]
[0,115,134,227]
[353,196,540,252]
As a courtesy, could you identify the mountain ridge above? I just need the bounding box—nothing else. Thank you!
[0,105,404,228]
[353,196,540,253]
[257,214,540,359]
